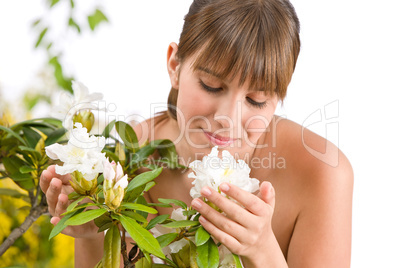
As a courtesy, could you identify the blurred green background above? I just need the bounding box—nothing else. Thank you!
[0,0,109,266]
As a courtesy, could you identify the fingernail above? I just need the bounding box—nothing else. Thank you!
[192,199,202,209]
[50,217,57,225]
[201,187,212,196]
[199,216,206,224]
[219,183,229,192]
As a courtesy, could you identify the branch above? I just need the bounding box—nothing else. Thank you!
[0,202,48,256]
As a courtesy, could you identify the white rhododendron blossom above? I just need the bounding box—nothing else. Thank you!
[188,146,260,199]
[103,160,128,190]
[151,208,193,255]
[51,81,104,130]
[103,160,128,210]
[45,123,106,181]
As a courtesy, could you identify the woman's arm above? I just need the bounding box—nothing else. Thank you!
[286,153,354,267]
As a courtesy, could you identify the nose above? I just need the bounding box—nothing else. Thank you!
[214,98,243,137]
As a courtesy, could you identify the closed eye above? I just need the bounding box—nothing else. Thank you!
[199,80,222,94]
[246,97,267,109]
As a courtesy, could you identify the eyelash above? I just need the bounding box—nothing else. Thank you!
[199,79,267,109]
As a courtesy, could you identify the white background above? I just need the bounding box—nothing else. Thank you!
[1,0,401,267]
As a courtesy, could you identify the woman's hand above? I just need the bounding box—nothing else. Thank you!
[39,165,100,239]
[191,181,283,267]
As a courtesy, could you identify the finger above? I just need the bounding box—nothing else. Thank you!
[198,215,241,254]
[46,165,72,184]
[219,183,268,216]
[40,169,52,194]
[50,216,61,226]
[257,181,275,209]
[197,186,254,226]
[192,196,247,241]
[54,193,69,217]
[46,178,62,216]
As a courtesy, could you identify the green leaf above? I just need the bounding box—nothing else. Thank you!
[62,203,103,216]
[154,140,181,168]
[124,183,146,203]
[195,226,210,246]
[144,181,156,192]
[65,196,86,212]
[120,203,158,214]
[49,208,85,240]
[49,56,73,93]
[232,254,243,268]
[35,27,48,48]
[147,203,172,208]
[102,120,116,138]
[158,198,187,210]
[118,214,165,259]
[88,9,109,31]
[155,233,178,248]
[126,168,163,192]
[196,238,219,268]
[64,208,107,226]
[103,225,121,268]
[102,148,120,164]
[182,209,197,217]
[115,121,138,152]
[120,210,147,223]
[135,256,152,268]
[19,166,36,174]
[135,196,149,220]
[0,188,29,200]
[2,156,35,189]
[45,128,67,146]
[18,146,41,160]
[22,127,42,148]
[146,214,169,230]
[68,17,81,33]
[0,125,27,145]
[49,0,60,7]
[162,220,199,229]
[31,18,41,27]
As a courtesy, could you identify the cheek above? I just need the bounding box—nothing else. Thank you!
[243,110,275,138]
[176,86,215,123]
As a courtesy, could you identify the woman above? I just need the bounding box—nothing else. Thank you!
[40,0,353,267]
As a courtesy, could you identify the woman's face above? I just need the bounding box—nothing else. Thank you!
[168,45,278,160]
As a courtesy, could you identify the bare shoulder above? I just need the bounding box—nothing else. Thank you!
[270,116,353,185]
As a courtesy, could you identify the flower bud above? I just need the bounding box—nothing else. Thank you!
[73,110,95,132]
[103,160,128,211]
[70,170,98,196]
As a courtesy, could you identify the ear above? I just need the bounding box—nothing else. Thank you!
[167,42,180,89]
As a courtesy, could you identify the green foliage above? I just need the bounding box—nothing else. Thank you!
[103,225,121,268]
[195,226,210,246]
[30,0,109,94]
[119,214,165,259]
[196,238,220,268]
[88,9,109,31]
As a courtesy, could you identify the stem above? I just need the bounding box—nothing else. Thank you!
[0,202,48,256]
[120,226,135,268]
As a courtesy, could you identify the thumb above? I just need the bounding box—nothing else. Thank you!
[258,181,275,209]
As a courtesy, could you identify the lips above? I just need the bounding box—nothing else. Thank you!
[203,131,237,146]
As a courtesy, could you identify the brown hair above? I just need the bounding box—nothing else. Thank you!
[167,0,300,120]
